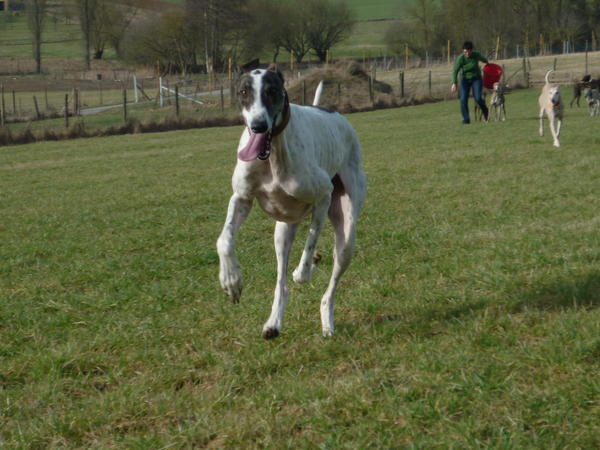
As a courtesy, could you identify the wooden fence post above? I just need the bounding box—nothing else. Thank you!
[33,95,41,120]
[220,85,224,112]
[12,90,16,116]
[175,85,180,118]
[399,71,405,98]
[123,89,127,122]
[428,71,432,97]
[337,83,341,105]
[64,93,69,128]
[0,85,5,127]
[302,80,306,105]
[230,79,236,107]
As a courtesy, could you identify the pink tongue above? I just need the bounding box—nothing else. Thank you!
[238,130,268,161]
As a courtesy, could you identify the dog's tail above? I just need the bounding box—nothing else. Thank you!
[313,80,324,106]
[545,70,554,84]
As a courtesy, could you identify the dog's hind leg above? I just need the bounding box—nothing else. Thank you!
[262,221,300,339]
[539,109,545,137]
[320,170,365,337]
[292,194,331,283]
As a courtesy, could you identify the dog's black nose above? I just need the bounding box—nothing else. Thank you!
[250,121,268,133]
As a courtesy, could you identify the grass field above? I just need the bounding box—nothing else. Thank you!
[2,87,600,447]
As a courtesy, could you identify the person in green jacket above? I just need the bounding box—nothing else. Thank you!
[451,41,489,124]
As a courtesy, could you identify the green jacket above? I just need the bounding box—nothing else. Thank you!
[451,50,488,83]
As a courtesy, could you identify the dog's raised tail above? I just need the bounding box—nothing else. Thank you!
[545,70,554,84]
[313,80,324,106]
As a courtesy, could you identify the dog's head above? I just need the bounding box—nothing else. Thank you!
[236,67,288,161]
[549,85,561,108]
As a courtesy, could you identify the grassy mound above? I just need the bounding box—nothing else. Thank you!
[286,61,396,112]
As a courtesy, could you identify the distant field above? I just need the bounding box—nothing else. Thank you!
[345,0,406,20]
[1,86,600,446]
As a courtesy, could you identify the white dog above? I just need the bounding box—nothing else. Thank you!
[538,70,563,147]
[217,67,366,338]
[490,82,507,122]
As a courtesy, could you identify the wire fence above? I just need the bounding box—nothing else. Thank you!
[1,51,599,132]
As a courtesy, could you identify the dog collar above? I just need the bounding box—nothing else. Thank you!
[271,91,290,137]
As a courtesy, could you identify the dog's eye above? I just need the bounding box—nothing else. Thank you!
[239,89,248,97]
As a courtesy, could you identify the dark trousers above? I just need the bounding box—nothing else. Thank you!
[460,77,488,124]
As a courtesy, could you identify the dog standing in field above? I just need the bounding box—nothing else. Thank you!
[490,81,507,121]
[539,70,563,147]
[570,76,588,108]
[585,87,600,116]
[216,67,366,339]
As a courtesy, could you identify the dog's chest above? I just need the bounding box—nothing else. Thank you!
[255,182,313,223]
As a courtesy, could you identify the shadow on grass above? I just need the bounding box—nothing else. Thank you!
[336,272,600,338]
[510,271,600,312]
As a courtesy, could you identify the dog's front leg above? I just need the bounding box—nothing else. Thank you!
[216,193,253,302]
[293,194,331,283]
[262,221,299,339]
[549,113,560,147]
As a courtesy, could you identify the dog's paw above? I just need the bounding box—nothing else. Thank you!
[553,140,560,148]
[262,326,280,340]
[219,266,243,302]
[293,265,314,283]
[322,327,335,338]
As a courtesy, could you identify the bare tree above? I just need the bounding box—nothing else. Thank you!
[185,0,249,73]
[274,1,311,63]
[305,0,355,62]
[91,0,141,59]
[76,0,98,69]
[25,0,48,74]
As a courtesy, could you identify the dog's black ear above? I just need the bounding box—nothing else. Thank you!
[267,63,285,84]
[240,58,260,73]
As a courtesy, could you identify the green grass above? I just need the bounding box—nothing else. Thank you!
[344,0,407,20]
[0,13,99,61]
[1,88,600,447]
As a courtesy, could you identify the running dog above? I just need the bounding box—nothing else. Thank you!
[490,82,507,121]
[539,70,563,147]
[570,75,589,108]
[585,87,600,116]
[216,67,366,339]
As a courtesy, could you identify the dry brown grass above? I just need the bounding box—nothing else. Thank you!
[0,115,243,147]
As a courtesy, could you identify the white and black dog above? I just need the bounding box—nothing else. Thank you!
[216,67,366,339]
[585,87,600,116]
